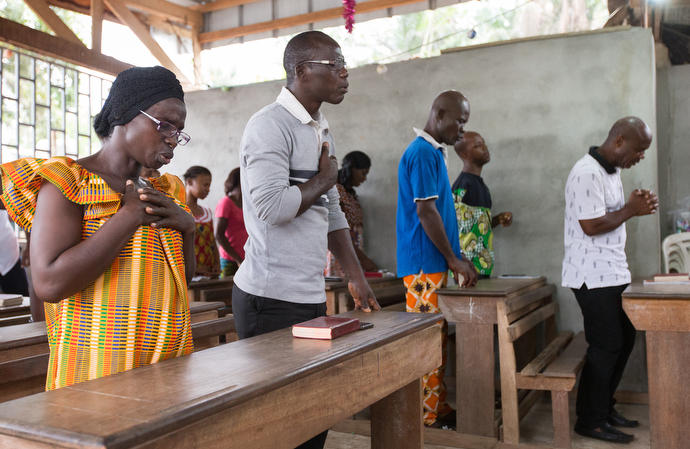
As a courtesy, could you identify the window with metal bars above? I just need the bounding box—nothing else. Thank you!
[1,45,113,165]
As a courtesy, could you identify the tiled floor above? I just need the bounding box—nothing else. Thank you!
[324,398,650,449]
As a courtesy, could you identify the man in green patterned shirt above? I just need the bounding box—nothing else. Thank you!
[452,132,513,278]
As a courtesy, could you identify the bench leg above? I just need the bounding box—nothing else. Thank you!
[371,377,423,449]
[551,390,571,449]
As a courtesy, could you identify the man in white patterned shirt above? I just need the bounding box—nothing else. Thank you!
[562,117,658,444]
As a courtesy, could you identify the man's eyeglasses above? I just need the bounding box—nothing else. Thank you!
[139,110,190,146]
[299,58,347,71]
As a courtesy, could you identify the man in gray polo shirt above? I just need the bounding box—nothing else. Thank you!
[232,33,379,335]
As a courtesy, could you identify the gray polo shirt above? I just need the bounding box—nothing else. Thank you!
[234,87,349,304]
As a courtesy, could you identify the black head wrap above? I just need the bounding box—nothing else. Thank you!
[93,66,185,138]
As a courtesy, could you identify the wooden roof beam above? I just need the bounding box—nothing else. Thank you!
[123,0,202,27]
[104,0,193,86]
[0,17,132,75]
[198,0,423,44]
[22,0,86,46]
[144,15,193,40]
[189,0,262,14]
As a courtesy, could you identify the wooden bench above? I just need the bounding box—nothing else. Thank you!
[0,301,230,404]
[200,286,233,311]
[497,284,588,449]
[188,276,234,302]
[0,311,442,449]
[325,277,406,316]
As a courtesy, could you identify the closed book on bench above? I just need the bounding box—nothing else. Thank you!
[0,294,23,307]
[653,273,689,282]
[292,316,360,340]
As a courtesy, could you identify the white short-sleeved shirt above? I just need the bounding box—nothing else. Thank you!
[562,151,630,289]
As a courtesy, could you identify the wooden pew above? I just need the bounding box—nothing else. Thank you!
[0,301,229,404]
[188,276,234,302]
[0,311,441,449]
[325,277,406,316]
[497,286,588,449]
[0,296,31,327]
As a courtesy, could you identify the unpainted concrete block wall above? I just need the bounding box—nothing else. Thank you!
[167,27,660,338]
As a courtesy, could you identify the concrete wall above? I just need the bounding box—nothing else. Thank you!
[661,63,690,236]
[167,27,660,338]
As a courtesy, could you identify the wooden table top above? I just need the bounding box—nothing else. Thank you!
[0,311,440,448]
[0,302,224,349]
[622,280,690,300]
[324,276,401,290]
[437,277,547,297]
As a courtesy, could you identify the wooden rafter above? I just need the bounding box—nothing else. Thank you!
[104,0,192,85]
[42,0,201,27]
[123,0,202,26]
[0,17,131,75]
[189,0,262,14]
[191,25,202,86]
[145,15,193,40]
[198,0,424,44]
[91,0,103,51]
[23,0,86,46]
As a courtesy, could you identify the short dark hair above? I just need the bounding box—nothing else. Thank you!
[183,165,211,182]
[338,151,371,194]
[224,167,241,195]
[283,31,338,86]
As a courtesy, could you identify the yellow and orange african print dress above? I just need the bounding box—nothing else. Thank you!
[0,157,194,390]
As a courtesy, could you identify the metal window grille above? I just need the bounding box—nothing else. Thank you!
[1,45,113,165]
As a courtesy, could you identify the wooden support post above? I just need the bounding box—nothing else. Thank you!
[192,24,203,87]
[23,0,85,46]
[371,378,423,449]
[551,390,571,449]
[91,0,103,52]
[104,0,192,86]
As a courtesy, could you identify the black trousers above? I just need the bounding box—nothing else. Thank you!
[572,283,636,429]
[232,284,329,449]
[0,258,30,296]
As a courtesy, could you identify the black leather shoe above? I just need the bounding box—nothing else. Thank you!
[608,410,640,428]
[574,423,634,444]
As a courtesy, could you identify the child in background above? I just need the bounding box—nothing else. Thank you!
[215,168,247,278]
[452,132,513,279]
[184,166,221,278]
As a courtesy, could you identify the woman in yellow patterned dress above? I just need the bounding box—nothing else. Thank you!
[184,166,221,278]
[0,66,195,390]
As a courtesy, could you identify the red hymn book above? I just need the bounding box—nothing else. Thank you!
[292,316,360,340]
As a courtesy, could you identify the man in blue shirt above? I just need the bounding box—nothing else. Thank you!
[396,90,478,428]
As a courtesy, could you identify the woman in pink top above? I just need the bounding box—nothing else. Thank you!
[215,168,248,278]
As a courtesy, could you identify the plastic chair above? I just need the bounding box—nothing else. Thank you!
[662,233,690,273]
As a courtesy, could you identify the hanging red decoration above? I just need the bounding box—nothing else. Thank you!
[342,0,356,33]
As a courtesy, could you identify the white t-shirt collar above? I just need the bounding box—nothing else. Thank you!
[277,87,330,133]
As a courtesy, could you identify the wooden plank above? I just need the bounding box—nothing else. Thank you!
[199,287,233,307]
[456,323,496,437]
[124,0,202,26]
[331,419,499,448]
[23,0,86,46]
[0,18,131,76]
[520,331,573,377]
[91,0,104,52]
[497,300,520,444]
[371,378,423,449]
[190,0,263,13]
[0,354,49,384]
[507,302,558,342]
[0,376,46,404]
[514,374,576,391]
[543,331,587,378]
[191,316,235,342]
[551,390,571,449]
[0,315,31,327]
[144,15,193,40]
[503,284,556,316]
[191,24,202,86]
[623,298,690,331]
[199,0,430,44]
[104,0,192,86]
